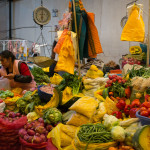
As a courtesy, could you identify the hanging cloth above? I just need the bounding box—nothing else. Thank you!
[121,4,145,42]
[54,31,75,74]
[72,0,89,60]
[87,12,103,58]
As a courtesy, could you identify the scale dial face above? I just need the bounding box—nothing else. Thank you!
[33,6,51,25]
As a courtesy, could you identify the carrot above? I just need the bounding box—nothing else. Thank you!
[109,147,118,150]
[109,92,114,96]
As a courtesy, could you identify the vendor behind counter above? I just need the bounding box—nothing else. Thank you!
[0,50,36,91]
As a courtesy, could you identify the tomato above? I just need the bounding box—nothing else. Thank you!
[140,111,149,117]
[129,108,139,118]
[105,84,108,88]
[118,80,122,83]
[0,99,3,103]
[109,80,113,84]
[140,107,147,112]
[141,102,150,108]
[122,79,126,84]
[112,79,117,82]
[108,75,113,80]
[112,75,117,79]
[147,108,150,115]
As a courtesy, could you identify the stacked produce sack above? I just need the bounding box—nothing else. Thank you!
[82,65,108,97]
[0,110,27,150]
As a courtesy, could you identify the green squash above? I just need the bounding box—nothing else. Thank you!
[132,125,150,150]
[102,88,108,99]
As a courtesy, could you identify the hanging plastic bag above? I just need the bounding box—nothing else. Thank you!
[54,31,75,75]
[121,4,145,42]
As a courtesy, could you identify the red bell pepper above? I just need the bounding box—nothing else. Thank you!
[124,105,131,115]
[131,99,141,108]
[112,111,122,119]
[129,108,139,118]
[116,100,126,110]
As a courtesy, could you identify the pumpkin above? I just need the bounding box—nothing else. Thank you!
[132,125,150,150]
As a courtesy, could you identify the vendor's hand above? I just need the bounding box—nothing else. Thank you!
[4,74,15,80]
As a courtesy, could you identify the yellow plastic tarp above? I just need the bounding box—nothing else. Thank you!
[121,4,145,42]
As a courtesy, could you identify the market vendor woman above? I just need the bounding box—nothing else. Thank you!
[0,50,36,90]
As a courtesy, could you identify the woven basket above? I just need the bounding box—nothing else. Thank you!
[28,56,55,68]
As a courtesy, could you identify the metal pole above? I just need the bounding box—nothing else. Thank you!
[9,0,12,39]
[72,0,81,76]
[147,0,150,66]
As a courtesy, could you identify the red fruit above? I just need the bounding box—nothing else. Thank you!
[112,79,117,82]
[147,108,150,115]
[0,99,3,103]
[105,84,108,88]
[118,80,122,83]
[129,108,139,118]
[109,80,113,84]
[140,107,147,112]
[116,100,126,110]
[112,75,117,79]
[141,102,150,108]
[140,111,149,117]
[108,75,113,80]
[122,79,126,84]
[116,76,120,81]
[27,129,35,136]
[107,84,112,87]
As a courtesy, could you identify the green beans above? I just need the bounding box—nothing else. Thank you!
[77,123,113,144]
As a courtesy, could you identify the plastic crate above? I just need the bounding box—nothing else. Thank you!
[136,110,150,125]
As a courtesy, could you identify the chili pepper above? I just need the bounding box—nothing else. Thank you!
[145,94,150,102]
[129,108,139,118]
[116,100,126,110]
[131,99,141,108]
[124,105,131,115]
[109,92,114,96]
[125,86,131,98]
[112,111,122,119]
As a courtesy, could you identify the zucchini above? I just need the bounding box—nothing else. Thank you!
[132,125,150,150]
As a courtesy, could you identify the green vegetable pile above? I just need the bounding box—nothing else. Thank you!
[0,90,14,99]
[56,72,82,95]
[31,66,50,85]
[15,91,42,114]
[77,123,113,148]
[126,66,150,78]
[43,107,62,125]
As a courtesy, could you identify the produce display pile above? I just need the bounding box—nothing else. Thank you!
[0,65,150,150]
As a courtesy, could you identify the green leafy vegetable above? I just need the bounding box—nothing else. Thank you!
[57,72,82,95]
[43,108,62,125]
[31,66,50,84]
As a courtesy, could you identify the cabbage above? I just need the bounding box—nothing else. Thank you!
[43,108,62,125]
[111,126,125,142]
[103,114,120,131]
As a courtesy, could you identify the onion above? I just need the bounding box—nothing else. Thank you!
[27,129,35,136]
[19,129,27,138]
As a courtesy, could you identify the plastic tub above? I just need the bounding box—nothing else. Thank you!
[136,110,150,125]
[38,85,53,103]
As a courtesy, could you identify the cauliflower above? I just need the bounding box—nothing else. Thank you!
[111,126,125,142]
[103,114,120,131]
